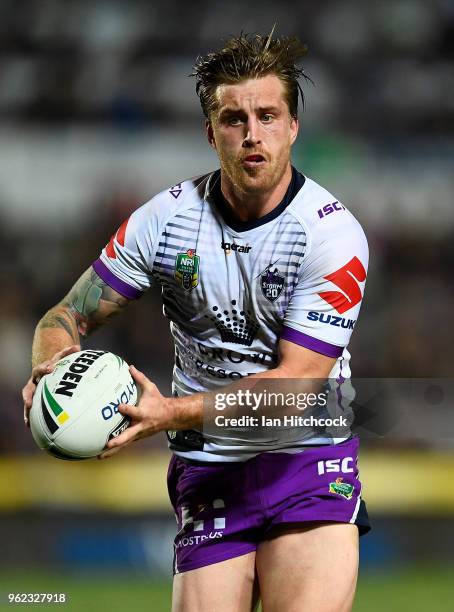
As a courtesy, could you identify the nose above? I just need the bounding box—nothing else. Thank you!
[242,117,261,148]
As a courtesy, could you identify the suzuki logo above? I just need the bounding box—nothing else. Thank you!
[318,257,366,314]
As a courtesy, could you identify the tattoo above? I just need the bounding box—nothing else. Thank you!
[39,313,78,343]
[37,268,130,341]
[63,267,129,336]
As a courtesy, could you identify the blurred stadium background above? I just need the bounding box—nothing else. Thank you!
[1,0,454,609]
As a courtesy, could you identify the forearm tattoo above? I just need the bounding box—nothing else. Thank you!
[39,268,129,339]
[38,311,79,342]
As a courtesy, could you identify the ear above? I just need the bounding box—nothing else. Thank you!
[206,120,217,150]
[289,117,299,145]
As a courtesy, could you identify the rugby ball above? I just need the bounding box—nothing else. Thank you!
[30,350,137,460]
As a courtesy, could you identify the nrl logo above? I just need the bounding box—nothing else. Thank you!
[261,266,285,302]
[175,249,200,291]
[329,477,354,500]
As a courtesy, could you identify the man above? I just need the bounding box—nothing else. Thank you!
[23,33,369,612]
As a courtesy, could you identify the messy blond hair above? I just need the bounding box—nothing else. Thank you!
[191,31,310,119]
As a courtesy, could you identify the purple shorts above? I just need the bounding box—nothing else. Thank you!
[167,436,370,574]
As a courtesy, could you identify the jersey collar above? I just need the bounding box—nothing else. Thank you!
[207,166,305,232]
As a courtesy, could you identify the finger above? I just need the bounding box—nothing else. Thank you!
[31,363,53,384]
[129,364,145,380]
[54,344,81,361]
[99,426,141,458]
[23,406,31,427]
[106,422,142,449]
[32,345,81,383]
[129,365,156,392]
[22,381,35,427]
[23,379,36,422]
[98,444,126,460]
[22,380,35,406]
[23,402,31,428]
[131,429,153,441]
[118,402,141,421]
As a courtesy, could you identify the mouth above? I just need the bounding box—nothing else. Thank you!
[242,154,266,168]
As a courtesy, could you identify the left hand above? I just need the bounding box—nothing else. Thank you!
[98,365,174,459]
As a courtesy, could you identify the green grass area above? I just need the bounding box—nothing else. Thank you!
[354,567,454,612]
[0,567,452,611]
[0,573,171,612]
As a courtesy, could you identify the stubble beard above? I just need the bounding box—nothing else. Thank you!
[220,149,290,197]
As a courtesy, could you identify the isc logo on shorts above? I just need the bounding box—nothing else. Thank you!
[317,457,354,475]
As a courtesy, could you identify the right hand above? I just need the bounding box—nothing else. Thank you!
[22,344,81,428]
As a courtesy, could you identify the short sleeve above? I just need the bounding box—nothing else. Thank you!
[93,200,158,299]
[281,216,368,357]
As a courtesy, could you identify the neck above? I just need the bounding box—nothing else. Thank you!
[220,164,293,222]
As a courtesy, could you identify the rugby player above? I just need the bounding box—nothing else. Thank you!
[23,33,370,612]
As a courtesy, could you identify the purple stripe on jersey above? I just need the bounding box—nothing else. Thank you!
[280,326,343,358]
[92,258,142,300]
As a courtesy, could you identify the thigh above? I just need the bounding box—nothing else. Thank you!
[172,551,259,612]
[256,522,359,612]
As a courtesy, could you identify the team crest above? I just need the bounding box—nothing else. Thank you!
[261,266,285,302]
[175,249,200,291]
[329,477,354,500]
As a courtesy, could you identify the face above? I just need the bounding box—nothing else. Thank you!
[207,74,299,196]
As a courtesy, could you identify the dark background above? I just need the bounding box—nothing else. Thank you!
[0,1,453,609]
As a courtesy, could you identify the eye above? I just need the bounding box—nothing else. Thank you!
[228,116,242,126]
[262,113,274,122]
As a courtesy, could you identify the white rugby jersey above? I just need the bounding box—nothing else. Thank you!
[94,168,368,461]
